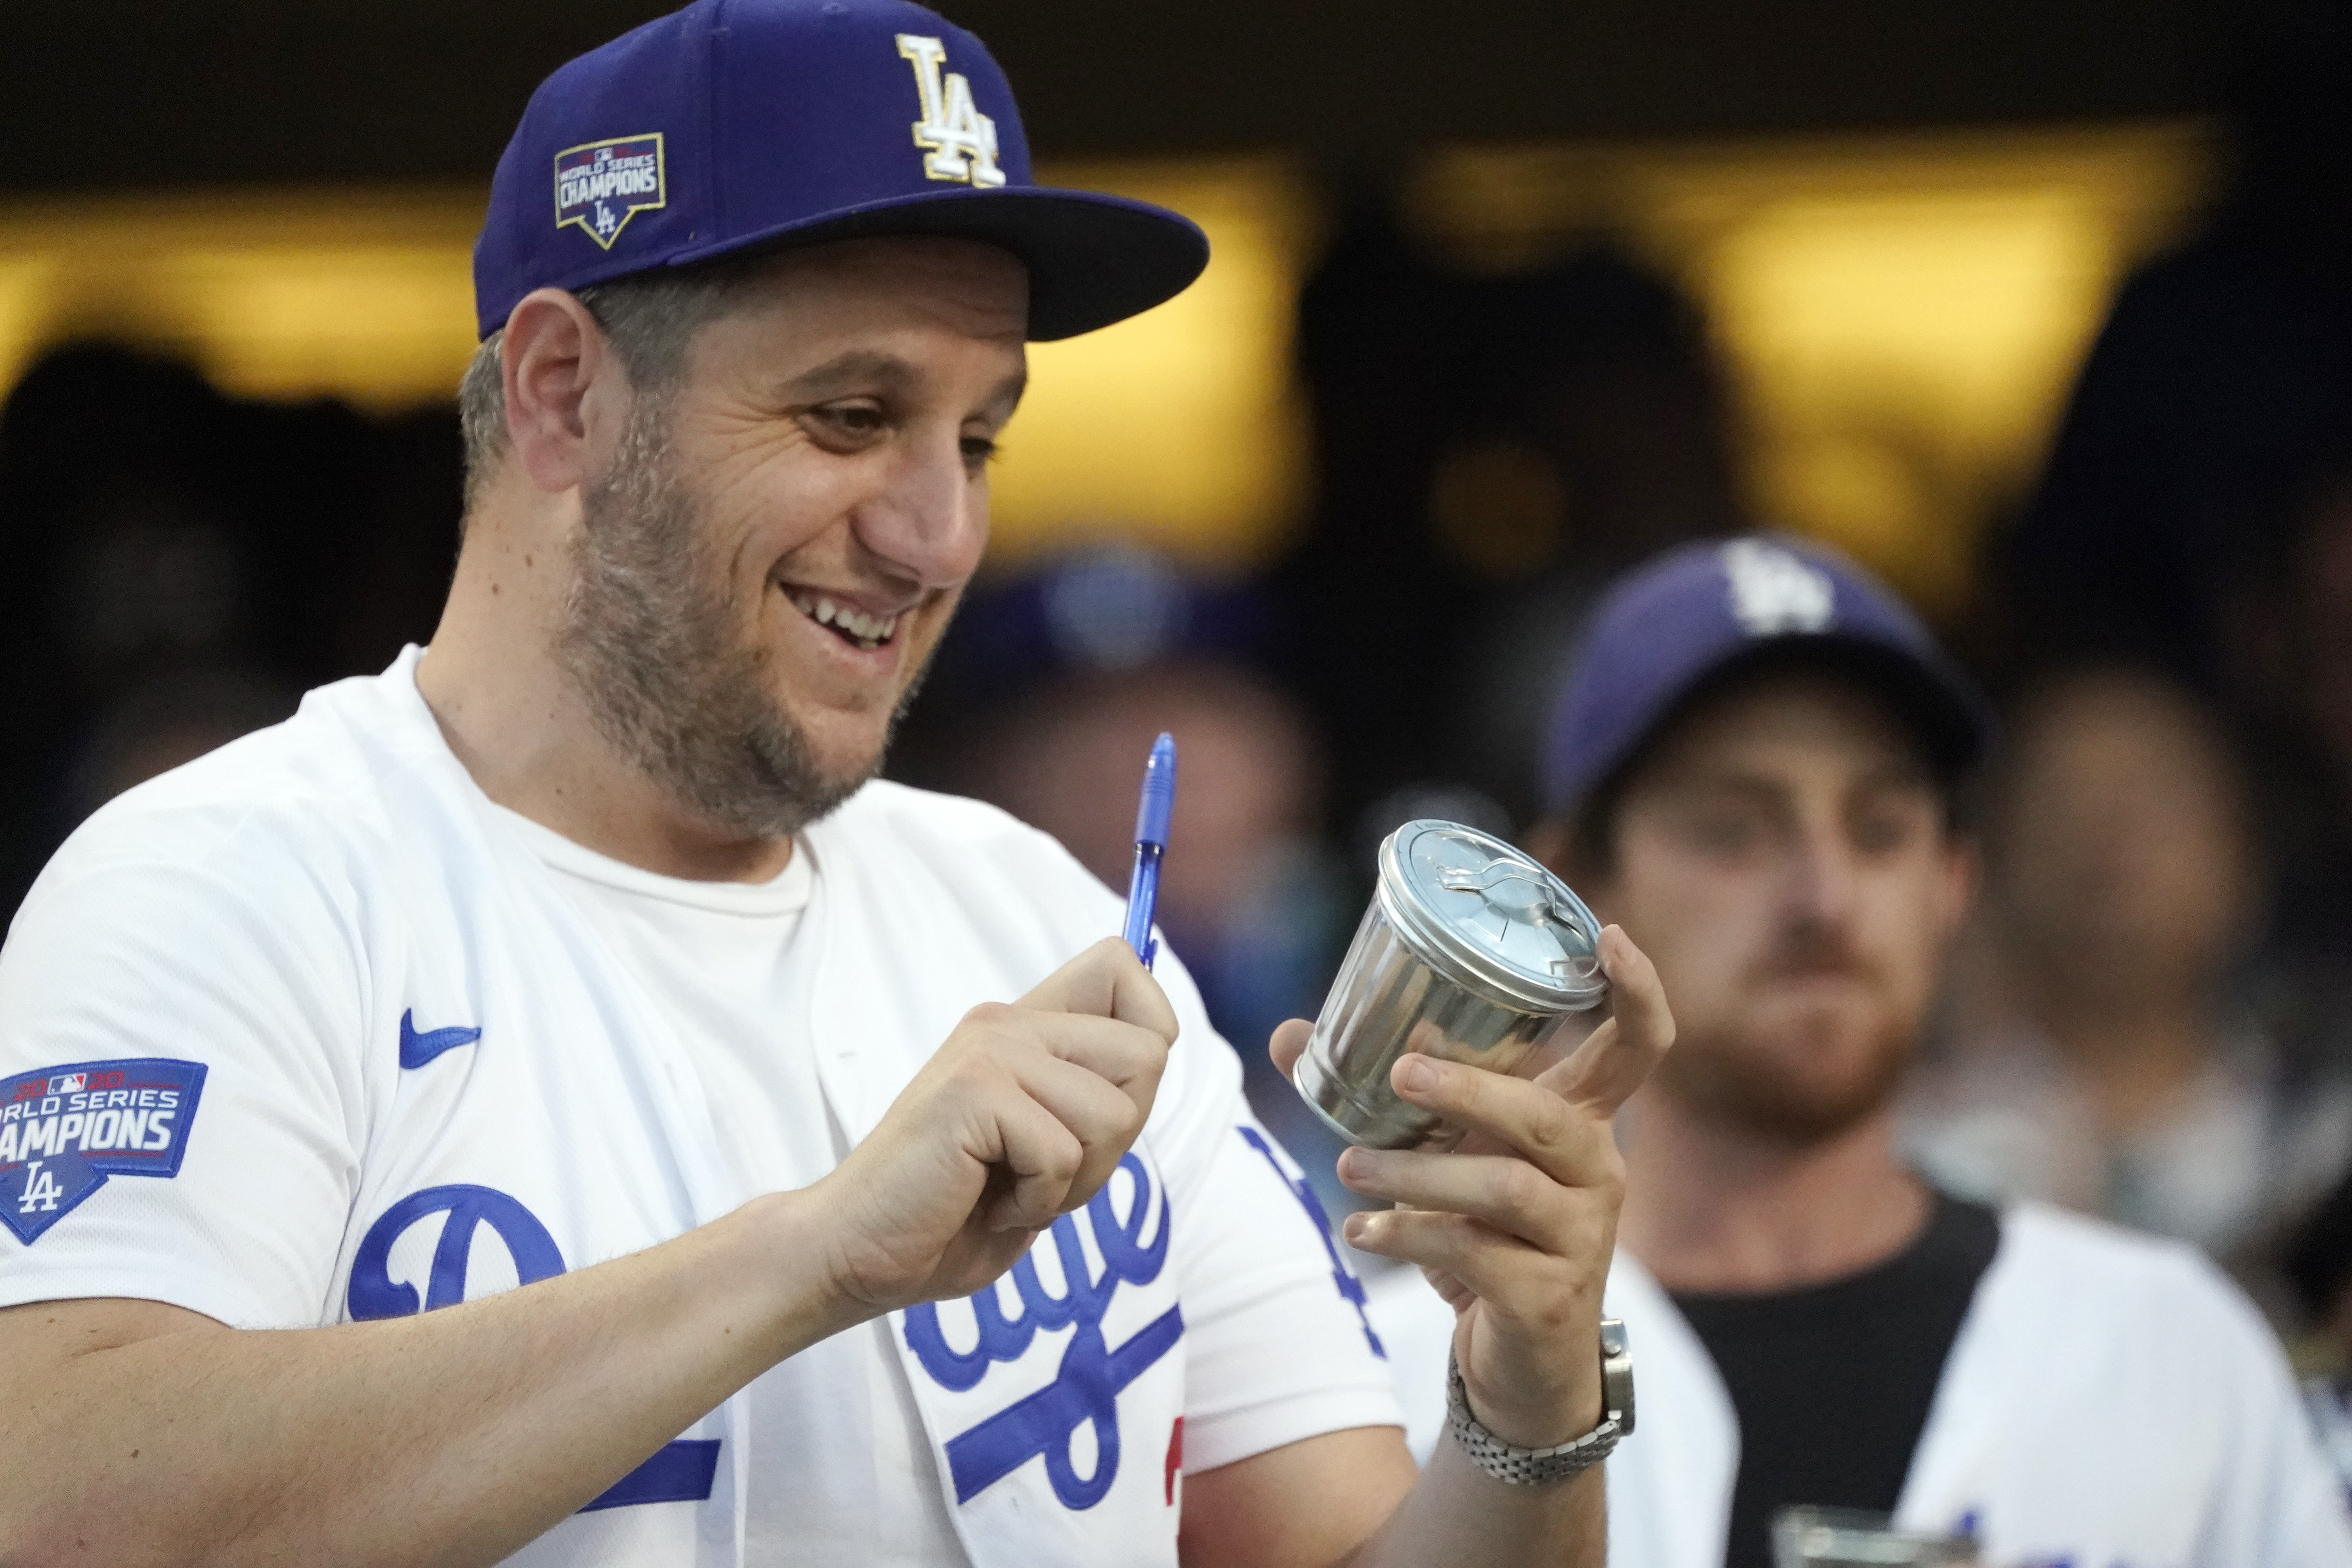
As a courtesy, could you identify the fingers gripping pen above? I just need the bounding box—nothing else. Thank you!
[1121,733,1177,969]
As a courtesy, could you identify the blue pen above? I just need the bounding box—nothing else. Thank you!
[1122,733,1178,969]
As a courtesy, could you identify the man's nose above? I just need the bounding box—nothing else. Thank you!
[851,431,989,589]
[1785,823,1862,928]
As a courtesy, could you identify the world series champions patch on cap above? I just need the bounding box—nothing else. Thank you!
[0,1058,207,1245]
[555,135,667,249]
[472,0,1209,342]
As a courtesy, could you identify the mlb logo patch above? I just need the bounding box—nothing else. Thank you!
[0,1058,207,1245]
[554,134,666,250]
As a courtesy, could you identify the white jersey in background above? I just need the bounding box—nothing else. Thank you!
[0,647,1401,1568]
[1367,1204,2352,1568]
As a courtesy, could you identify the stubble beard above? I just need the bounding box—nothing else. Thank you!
[1655,983,1917,1148]
[555,396,914,841]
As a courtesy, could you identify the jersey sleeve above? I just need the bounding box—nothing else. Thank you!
[0,807,372,1330]
[1145,949,1405,1475]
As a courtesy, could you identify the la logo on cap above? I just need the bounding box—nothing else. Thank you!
[1722,539,1835,636]
[896,34,1005,187]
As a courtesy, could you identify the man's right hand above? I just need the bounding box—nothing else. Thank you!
[809,936,1179,1316]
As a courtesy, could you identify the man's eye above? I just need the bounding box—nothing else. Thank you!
[1685,813,1761,855]
[1851,810,1920,856]
[961,435,999,464]
[812,405,886,438]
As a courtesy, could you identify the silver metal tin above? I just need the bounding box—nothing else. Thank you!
[1293,820,1608,1149]
[1770,1508,1980,1567]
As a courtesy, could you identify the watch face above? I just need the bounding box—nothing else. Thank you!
[1599,1317,1636,1437]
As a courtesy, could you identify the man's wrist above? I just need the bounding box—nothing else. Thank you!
[1454,1351,1604,1450]
[1446,1323,1632,1485]
[709,1190,871,1356]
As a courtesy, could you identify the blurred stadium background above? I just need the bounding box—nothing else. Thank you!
[13,0,2352,1380]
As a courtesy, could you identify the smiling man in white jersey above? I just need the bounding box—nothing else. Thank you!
[0,2,1672,1565]
[1367,535,2352,1567]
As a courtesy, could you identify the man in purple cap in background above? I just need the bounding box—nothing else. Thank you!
[0,2,1671,1564]
[1368,534,2352,1566]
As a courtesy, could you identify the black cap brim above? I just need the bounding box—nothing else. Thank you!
[664,185,1210,341]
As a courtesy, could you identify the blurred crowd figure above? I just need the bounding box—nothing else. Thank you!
[1278,189,1742,847]
[1906,668,2352,1306]
[1990,0,2352,1123]
[0,343,464,916]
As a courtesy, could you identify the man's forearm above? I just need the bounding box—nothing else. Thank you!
[0,1190,852,1568]
[1354,1439,1605,1568]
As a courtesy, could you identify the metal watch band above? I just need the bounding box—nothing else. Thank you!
[1445,1318,1634,1486]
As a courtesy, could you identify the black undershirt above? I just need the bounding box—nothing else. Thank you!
[1669,1190,2002,1568]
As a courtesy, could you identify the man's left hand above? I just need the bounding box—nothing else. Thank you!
[1268,923,1673,1449]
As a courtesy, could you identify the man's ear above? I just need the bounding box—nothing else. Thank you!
[499,288,632,496]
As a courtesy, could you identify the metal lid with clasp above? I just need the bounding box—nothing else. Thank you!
[1376,821,1607,1014]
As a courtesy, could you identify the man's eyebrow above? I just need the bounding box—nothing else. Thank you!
[1651,767,1787,802]
[777,350,920,403]
[773,353,1027,418]
[984,367,1028,417]
[1849,762,1940,798]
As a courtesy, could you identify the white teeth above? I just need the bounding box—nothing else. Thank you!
[788,589,898,648]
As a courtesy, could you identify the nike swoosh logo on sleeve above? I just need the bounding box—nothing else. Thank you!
[398,1011,483,1070]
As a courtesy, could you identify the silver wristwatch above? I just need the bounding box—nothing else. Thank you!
[1445,1319,1635,1486]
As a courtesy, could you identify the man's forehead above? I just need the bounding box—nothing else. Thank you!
[673,236,1031,399]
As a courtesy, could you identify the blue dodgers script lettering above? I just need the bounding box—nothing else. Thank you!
[1237,1126,1384,1358]
[904,1153,1183,1509]
[348,1184,714,1511]
[0,1058,207,1245]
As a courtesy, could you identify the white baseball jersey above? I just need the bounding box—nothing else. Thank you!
[1367,1204,2352,1568]
[0,647,1401,1567]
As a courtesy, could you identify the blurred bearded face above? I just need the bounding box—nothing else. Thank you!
[1584,669,1971,1145]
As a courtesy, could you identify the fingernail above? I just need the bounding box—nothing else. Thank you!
[1342,1212,1370,1244]
[1397,1057,1436,1092]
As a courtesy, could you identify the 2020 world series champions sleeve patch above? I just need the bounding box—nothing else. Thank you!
[0,1059,207,1244]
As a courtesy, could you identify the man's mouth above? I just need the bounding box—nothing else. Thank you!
[786,588,901,652]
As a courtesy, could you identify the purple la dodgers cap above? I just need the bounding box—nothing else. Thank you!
[1539,535,1992,811]
[473,0,1209,342]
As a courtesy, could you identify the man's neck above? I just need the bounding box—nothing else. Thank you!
[415,494,793,885]
[1615,1091,1928,1295]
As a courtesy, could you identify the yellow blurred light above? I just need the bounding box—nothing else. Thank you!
[1713,190,2117,459]
[0,188,487,411]
[0,127,2212,606]
[0,166,1310,573]
[1407,125,2213,611]
[980,158,1315,573]
[1703,184,2134,612]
